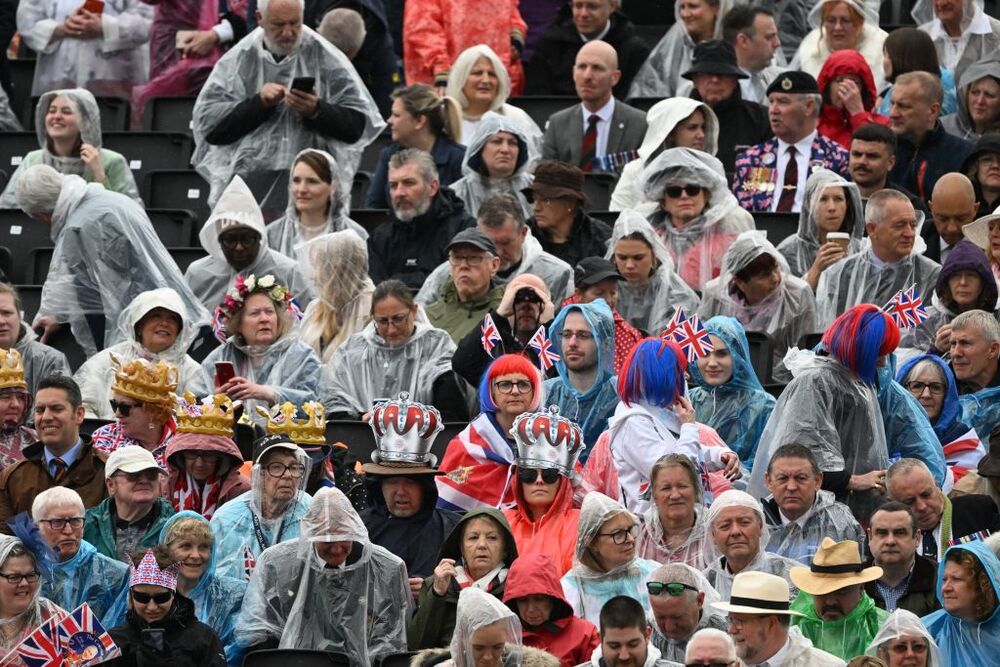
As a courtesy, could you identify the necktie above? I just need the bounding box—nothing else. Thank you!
[921,529,938,560]
[580,114,600,173]
[50,457,67,482]
[776,145,798,212]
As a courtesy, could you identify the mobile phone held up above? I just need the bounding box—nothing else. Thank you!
[215,361,236,387]
[290,76,315,93]
[81,0,104,13]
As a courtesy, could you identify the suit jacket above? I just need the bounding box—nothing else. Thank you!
[949,493,1000,542]
[732,133,851,212]
[541,100,647,172]
[921,221,945,264]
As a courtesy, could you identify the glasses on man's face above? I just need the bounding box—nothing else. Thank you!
[116,470,161,484]
[219,232,260,249]
[264,462,306,478]
[493,380,533,394]
[109,399,142,417]
[0,571,39,585]
[518,467,561,485]
[646,581,697,596]
[905,380,945,396]
[374,312,411,330]
[559,330,593,342]
[39,517,84,531]
[132,590,174,605]
[597,525,637,544]
[448,253,488,267]
[663,184,702,199]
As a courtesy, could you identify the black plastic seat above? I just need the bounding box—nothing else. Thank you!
[143,96,197,133]
[242,649,352,666]
[103,132,193,187]
[146,208,198,246]
[359,129,392,174]
[27,95,130,131]
[144,170,211,221]
[352,172,371,210]
[0,209,53,284]
[507,95,579,129]
[582,174,616,211]
[167,246,209,273]
[27,247,53,285]
[751,212,799,246]
[326,420,463,464]
[351,209,392,235]
[14,284,41,323]
[745,331,775,385]
[0,133,40,179]
[8,59,37,122]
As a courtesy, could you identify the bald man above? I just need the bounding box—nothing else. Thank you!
[925,173,980,264]
[541,40,647,171]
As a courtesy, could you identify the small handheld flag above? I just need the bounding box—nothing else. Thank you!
[480,313,502,357]
[527,326,561,372]
[54,603,121,665]
[9,617,61,667]
[884,285,928,329]
[660,307,687,340]
[671,313,715,362]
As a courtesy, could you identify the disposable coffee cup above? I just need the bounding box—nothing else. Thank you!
[828,232,850,253]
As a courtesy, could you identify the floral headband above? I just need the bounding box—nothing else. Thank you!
[212,274,303,342]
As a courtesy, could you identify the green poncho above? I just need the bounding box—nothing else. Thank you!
[790,590,889,660]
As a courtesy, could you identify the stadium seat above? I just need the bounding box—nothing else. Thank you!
[352,172,371,210]
[632,23,671,49]
[745,330,774,385]
[582,174,616,211]
[0,133,40,177]
[146,208,198,246]
[27,95,130,132]
[377,653,418,667]
[7,59,36,123]
[46,325,87,372]
[103,132,193,186]
[764,383,786,399]
[0,209,54,284]
[326,420,462,464]
[507,96,578,129]
[350,209,392,235]
[0,247,11,281]
[27,247,53,285]
[359,129,392,174]
[14,284,41,322]
[243,649,351,666]
[145,170,211,221]
[81,418,111,435]
[589,210,619,226]
[752,212,799,246]
[0,169,7,192]
[797,332,823,351]
[167,247,209,273]
[143,96,197,133]
[625,97,662,113]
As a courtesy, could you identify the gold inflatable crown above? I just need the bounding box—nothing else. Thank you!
[110,355,178,408]
[255,401,326,446]
[0,348,26,391]
[175,392,236,438]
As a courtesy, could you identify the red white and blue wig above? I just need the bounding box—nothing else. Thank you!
[617,337,686,407]
[821,304,900,386]
[478,354,544,414]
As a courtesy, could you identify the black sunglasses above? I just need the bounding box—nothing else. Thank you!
[218,232,260,249]
[132,590,173,604]
[684,663,732,667]
[517,467,560,485]
[109,399,143,417]
[646,581,698,596]
[663,184,702,199]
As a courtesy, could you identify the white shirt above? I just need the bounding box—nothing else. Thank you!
[579,21,612,43]
[928,10,993,69]
[754,636,792,667]
[770,131,816,213]
[740,65,781,105]
[580,97,616,158]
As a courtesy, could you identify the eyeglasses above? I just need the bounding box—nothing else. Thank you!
[559,330,593,342]
[597,525,637,544]
[518,467,561,485]
[663,184,702,199]
[373,312,411,330]
[493,380,533,394]
[823,16,857,27]
[109,399,143,417]
[646,581,698,596]
[132,590,174,604]
[115,470,161,483]
[184,452,221,462]
[448,253,489,267]
[887,640,929,655]
[978,154,1000,167]
[905,381,945,396]
[264,462,306,478]
[218,232,260,249]
[0,571,40,584]
[38,517,84,531]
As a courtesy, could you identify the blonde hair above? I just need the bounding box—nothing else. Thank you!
[162,517,213,550]
[446,45,511,113]
[392,84,463,144]
[228,294,293,342]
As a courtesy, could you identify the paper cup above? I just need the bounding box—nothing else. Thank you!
[828,232,850,253]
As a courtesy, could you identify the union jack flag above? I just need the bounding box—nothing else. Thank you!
[885,286,928,328]
[480,313,502,357]
[54,603,120,664]
[9,617,61,667]
[671,313,714,362]
[243,545,257,580]
[660,307,687,339]
[527,326,561,372]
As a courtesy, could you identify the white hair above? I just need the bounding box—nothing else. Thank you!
[32,487,85,522]
[318,9,366,59]
[15,164,64,214]
[865,189,912,227]
[446,44,511,112]
[685,629,738,662]
[951,309,1000,343]
[258,0,304,19]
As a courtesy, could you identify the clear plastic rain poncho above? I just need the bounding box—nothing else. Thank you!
[0,89,140,208]
[0,85,21,132]
[0,535,67,661]
[448,112,534,219]
[604,210,700,335]
[912,0,1000,75]
[920,541,1000,667]
[701,490,800,601]
[865,608,943,666]
[75,288,210,419]
[41,539,129,629]
[560,492,661,627]
[649,563,723,662]
[777,169,866,278]
[191,25,385,216]
[637,497,709,570]
[209,446,312,582]
[451,588,523,667]
[687,316,776,467]
[16,0,152,97]
[609,98,719,215]
[792,0,887,89]
[746,350,890,520]
[642,148,755,292]
[265,149,369,261]
[765,489,865,565]
[942,57,1000,141]
[236,487,409,663]
[321,316,456,416]
[297,230,375,365]
[30,174,210,356]
[627,0,734,98]
[159,511,249,667]
[184,176,314,312]
[698,231,818,383]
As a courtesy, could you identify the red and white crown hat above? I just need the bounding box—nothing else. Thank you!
[128,549,181,591]
[510,405,584,476]
[369,392,444,468]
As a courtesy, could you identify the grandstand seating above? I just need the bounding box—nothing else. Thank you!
[0,132,40,176]
[167,247,209,273]
[144,170,211,221]
[358,129,393,174]
[326,419,461,464]
[143,96,197,133]
[147,208,198,246]
[7,59,36,123]
[752,212,799,245]
[103,132,194,186]
[0,208,54,284]
[243,649,351,666]
[352,171,371,210]
[745,330,775,385]
[582,173,616,211]
[508,95,578,129]
[350,209,392,235]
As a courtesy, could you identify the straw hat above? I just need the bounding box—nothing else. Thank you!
[789,538,883,596]
[713,571,804,616]
[961,205,1000,253]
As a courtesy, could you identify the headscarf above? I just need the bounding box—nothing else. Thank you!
[897,354,973,445]
[865,608,943,666]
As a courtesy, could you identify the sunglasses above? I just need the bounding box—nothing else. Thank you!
[517,467,560,485]
[132,590,174,604]
[663,184,702,199]
[646,581,698,596]
[109,399,143,417]
[218,232,260,249]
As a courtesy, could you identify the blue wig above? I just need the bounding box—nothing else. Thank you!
[617,337,686,407]
[821,304,900,386]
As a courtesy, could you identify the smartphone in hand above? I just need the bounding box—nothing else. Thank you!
[215,361,236,387]
[290,76,315,93]
[81,0,104,13]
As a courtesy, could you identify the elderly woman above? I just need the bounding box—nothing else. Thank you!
[817,49,889,147]
[159,512,247,666]
[641,147,754,292]
[448,112,534,219]
[777,169,866,289]
[610,98,719,214]
[367,84,466,209]
[912,0,1000,79]
[323,279,463,420]
[409,508,519,649]
[699,231,818,382]
[865,609,942,666]
[76,288,210,420]
[0,349,36,471]
[560,492,659,627]
[265,149,368,261]
[34,487,129,628]
[629,0,734,98]
[437,353,543,512]
[636,455,710,570]
[0,535,68,664]
[606,211,699,335]
[943,57,1000,141]
[203,275,320,423]
[0,89,139,208]
[877,27,957,117]
[687,317,776,467]
[445,45,542,158]
[210,434,312,582]
[793,0,888,89]
[963,205,1000,285]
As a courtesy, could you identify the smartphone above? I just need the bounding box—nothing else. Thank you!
[175,29,195,50]
[290,76,315,92]
[215,361,236,387]
[81,0,104,13]
[141,629,165,652]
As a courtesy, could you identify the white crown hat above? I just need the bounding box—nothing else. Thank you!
[368,392,444,469]
[510,405,584,476]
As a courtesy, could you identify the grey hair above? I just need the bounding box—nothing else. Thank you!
[446,44,510,112]
[886,458,933,491]
[951,309,1000,342]
[903,358,946,384]
[799,93,823,118]
[478,193,525,230]
[15,164,65,214]
[318,9,366,59]
[32,486,85,522]
[258,0,304,19]
[388,148,439,185]
[685,629,738,663]
[896,71,944,106]
[865,189,912,226]
[648,563,700,593]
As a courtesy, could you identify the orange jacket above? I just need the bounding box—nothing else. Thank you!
[503,472,579,576]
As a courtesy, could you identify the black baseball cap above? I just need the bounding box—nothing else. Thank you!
[574,257,624,287]
[446,228,497,255]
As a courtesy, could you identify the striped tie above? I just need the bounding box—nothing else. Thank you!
[50,457,67,482]
[776,145,798,212]
[580,114,600,173]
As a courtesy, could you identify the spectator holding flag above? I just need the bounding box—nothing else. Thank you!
[0,534,68,665]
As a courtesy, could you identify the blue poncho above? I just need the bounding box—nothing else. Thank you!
[877,356,947,485]
[688,316,775,467]
[41,540,129,629]
[897,355,975,446]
